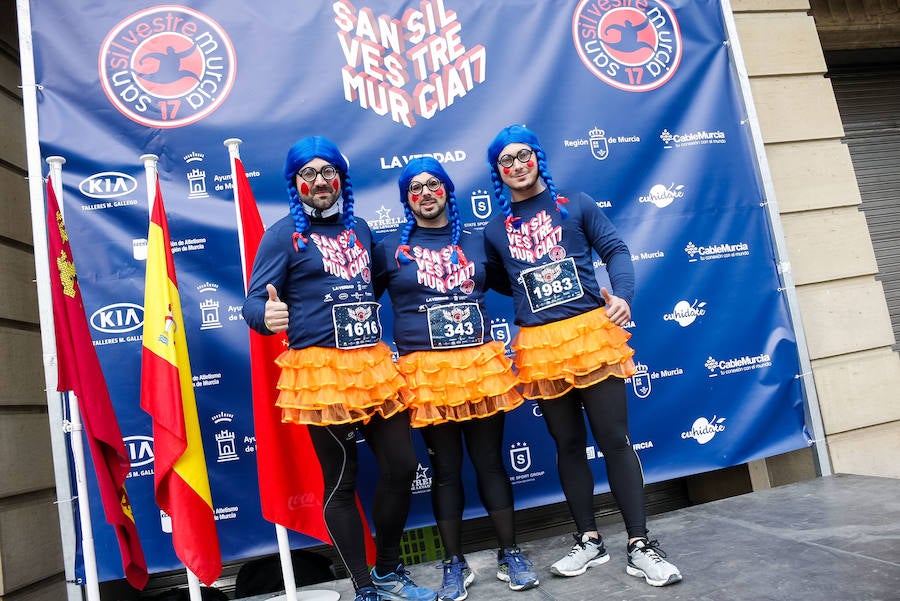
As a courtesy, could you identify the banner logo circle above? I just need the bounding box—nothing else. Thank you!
[99,6,236,128]
[572,0,682,92]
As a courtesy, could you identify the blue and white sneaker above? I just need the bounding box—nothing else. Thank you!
[372,564,438,601]
[496,547,539,591]
[355,586,382,601]
[436,556,474,601]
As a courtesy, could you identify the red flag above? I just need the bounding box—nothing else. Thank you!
[46,177,149,590]
[233,158,375,561]
[140,177,222,585]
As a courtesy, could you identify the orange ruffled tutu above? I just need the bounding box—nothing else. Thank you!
[513,307,636,400]
[275,342,411,425]
[397,341,524,428]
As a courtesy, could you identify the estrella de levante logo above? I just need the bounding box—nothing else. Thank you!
[99,5,236,128]
[572,0,682,92]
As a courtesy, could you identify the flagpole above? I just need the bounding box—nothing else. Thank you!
[140,154,205,601]
[64,397,103,601]
[140,154,159,214]
[225,138,302,601]
[47,158,103,601]
[225,139,251,284]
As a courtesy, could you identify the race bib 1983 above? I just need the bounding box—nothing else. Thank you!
[520,258,584,312]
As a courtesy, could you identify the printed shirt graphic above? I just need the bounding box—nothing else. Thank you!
[244,214,379,350]
[483,190,634,327]
[374,225,494,355]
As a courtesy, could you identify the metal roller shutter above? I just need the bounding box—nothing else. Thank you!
[828,62,900,350]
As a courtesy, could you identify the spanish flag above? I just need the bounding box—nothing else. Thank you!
[46,177,149,590]
[140,176,221,585]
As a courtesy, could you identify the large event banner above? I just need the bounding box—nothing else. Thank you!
[27,0,811,581]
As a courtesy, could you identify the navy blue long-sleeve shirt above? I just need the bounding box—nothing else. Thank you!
[483,189,634,327]
[242,214,382,350]
[373,224,506,355]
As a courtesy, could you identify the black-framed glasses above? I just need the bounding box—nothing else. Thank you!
[497,148,534,168]
[408,177,443,195]
[298,164,339,182]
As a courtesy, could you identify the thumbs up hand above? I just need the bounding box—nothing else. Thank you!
[264,284,289,333]
[601,287,631,327]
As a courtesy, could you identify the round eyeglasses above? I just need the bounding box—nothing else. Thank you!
[497,148,534,169]
[408,177,443,195]
[298,165,338,182]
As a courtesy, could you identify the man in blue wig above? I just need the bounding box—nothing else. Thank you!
[373,157,538,601]
[243,136,436,601]
[482,125,682,587]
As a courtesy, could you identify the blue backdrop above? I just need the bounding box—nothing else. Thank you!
[27,0,810,581]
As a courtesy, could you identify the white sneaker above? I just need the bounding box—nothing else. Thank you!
[626,538,682,587]
[550,533,610,577]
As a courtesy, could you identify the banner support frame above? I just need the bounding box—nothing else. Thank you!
[719,0,832,476]
[16,1,85,599]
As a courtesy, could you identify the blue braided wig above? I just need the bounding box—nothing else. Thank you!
[282,136,358,250]
[396,157,464,264]
[486,124,567,225]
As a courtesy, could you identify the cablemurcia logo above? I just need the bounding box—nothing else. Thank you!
[572,0,682,92]
[99,6,236,128]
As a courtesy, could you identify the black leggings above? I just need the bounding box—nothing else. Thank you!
[307,411,417,591]
[537,377,647,540]
[420,412,516,556]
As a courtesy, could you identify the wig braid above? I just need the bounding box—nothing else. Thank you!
[534,148,568,219]
[489,169,519,230]
[446,189,467,265]
[287,183,310,251]
[396,204,417,265]
[340,175,358,248]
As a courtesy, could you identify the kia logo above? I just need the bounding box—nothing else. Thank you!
[90,302,144,333]
[123,435,154,467]
[79,172,138,199]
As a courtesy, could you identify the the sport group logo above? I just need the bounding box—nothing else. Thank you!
[572,0,682,92]
[99,6,236,128]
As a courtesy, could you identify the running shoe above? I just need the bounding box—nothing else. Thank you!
[550,533,609,577]
[372,564,438,601]
[626,538,682,587]
[355,586,382,601]
[496,547,539,591]
[436,556,474,601]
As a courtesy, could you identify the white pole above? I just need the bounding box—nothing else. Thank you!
[47,158,102,601]
[63,395,102,601]
[224,138,250,287]
[719,0,832,476]
[224,137,300,601]
[274,524,299,601]
[187,570,203,600]
[140,154,204,601]
[140,154,159,216]
[17,0,82,595]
